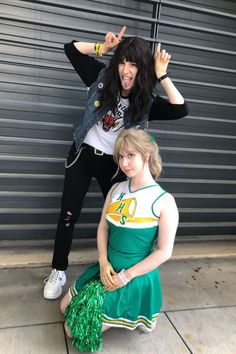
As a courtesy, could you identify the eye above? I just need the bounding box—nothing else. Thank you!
[128,153,134,157]
[118,154,123,160]
[131,62,137,67]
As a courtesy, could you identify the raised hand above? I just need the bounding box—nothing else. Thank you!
[102,26,126,53]
[154,43,171,79]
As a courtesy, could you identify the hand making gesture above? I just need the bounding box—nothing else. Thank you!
[154,43,171,80]
[102,26,126,54]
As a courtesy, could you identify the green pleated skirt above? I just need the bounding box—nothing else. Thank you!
[71,245,162,332]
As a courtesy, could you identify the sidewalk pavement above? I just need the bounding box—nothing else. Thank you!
[0,240,236,354]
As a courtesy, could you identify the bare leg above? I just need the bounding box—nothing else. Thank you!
[60,291,73,338]
[60,291,71,314]
[102,325,111,332]
[64,322,73,338]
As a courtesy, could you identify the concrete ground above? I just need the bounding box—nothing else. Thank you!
[0,240,236,354]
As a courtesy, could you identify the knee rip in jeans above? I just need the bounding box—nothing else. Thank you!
[64,211,72,227]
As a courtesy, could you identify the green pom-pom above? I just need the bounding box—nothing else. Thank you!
[64,279,105,352]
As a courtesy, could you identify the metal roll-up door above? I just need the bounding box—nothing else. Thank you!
[0,0,235,240]
[151,0,236,239]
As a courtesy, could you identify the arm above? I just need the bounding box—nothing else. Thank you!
[74,26,126,55]
[64,41,105,87]
[148,43,189,121]
[64,26,126,87]
[155,43,184,104]
[113,193,179,287]
[149,94,188,121]
[97,185,118,290]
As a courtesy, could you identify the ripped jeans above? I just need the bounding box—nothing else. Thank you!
[52,142,125,270]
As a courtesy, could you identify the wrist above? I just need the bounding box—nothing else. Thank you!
[101,42,110,54]
[94,42,104,56]
[157,72,169,82]
[98,256,108,264]
[124,269,135,281]
[94,42,109,56]
[157,71,166,78]
[118,269,131,285]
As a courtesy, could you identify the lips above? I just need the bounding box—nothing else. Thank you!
[123,169,132,174]
[122,76,132,81]
[121,76,133,89]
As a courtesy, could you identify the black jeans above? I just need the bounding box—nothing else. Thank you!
[52,142,125,270]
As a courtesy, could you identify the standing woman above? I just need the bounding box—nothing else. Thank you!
[43,26,188,300]
[60,128,179,352]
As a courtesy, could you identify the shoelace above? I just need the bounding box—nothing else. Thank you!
[44,270,61,285]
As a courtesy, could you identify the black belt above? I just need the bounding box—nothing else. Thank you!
[82,143,105,156]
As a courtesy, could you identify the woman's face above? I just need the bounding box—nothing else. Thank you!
[118,145,145,178]
[118,59,138,96]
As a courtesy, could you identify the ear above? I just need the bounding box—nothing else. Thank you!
[145,153,150,162]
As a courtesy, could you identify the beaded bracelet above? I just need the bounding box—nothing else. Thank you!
[118,269,130,285]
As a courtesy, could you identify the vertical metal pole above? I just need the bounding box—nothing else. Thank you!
[151,1,161,53]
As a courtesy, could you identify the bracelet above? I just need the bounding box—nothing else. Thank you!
[94,42,103,56]
[118,269,130,285]
[158,73,169,82]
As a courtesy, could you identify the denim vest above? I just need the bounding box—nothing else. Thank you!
[73,68,151,150]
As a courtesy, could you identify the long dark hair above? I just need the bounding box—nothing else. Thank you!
[99,37,157,122]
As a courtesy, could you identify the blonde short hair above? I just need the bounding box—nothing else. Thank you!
[113,128,162,180]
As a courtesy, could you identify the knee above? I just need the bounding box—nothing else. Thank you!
[60,210,76,227]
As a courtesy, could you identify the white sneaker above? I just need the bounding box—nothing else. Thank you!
[43,269,66,300]
[138,321,157,333]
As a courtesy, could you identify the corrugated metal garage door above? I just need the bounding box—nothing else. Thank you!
[0,0,235,240]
